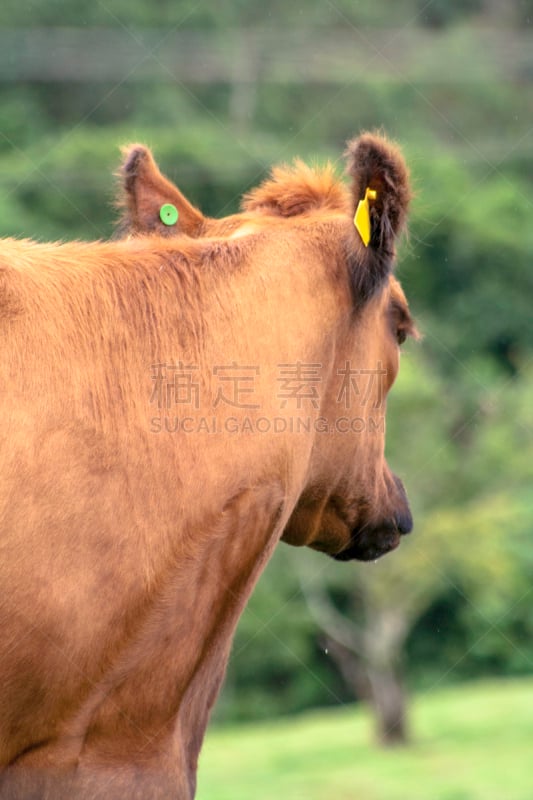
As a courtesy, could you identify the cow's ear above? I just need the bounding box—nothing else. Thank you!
[345,132,411,301]
[115,144,205,237]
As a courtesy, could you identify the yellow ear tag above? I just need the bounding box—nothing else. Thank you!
[354,188,377,247]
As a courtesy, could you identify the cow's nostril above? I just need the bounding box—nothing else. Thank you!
[396,510,413,536]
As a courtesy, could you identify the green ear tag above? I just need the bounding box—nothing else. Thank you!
[159,203,179,226]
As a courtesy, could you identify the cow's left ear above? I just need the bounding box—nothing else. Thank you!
[115,144,205,237]
[345,132,411,301]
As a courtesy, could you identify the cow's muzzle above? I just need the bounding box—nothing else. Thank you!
[334,475,413,562]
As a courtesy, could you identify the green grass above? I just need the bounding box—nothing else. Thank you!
[197,678,533,800]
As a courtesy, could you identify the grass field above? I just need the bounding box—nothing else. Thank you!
[197,678,533,800]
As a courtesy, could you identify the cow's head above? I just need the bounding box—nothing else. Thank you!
[281,269,417,562]
[272,136,417,561]
[115,135,417,562]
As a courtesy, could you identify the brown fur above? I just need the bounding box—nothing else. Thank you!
[0,133,415,799]
[241,160,350,217]
[117,132,413,305]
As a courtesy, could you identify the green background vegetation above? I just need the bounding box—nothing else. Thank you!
[198,679,533,800]
[1,0,532,795]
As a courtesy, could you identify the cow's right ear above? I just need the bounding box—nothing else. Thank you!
[345,132,411,302]
[115,144,205,237]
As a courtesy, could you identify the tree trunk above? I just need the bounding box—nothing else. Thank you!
[324,635,409,746]
[322,635,373,702]
[297,567,411,746]
[368,662,409,746]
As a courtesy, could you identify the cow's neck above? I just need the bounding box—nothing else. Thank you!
[45,482,288,798]
[174,483,286,783]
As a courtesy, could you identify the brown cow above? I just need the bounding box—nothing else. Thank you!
[0,133,416,799]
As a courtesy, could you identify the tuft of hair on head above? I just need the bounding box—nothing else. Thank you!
[344,131,412,304]
[113,143,204,238]
[241,160,349,217]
